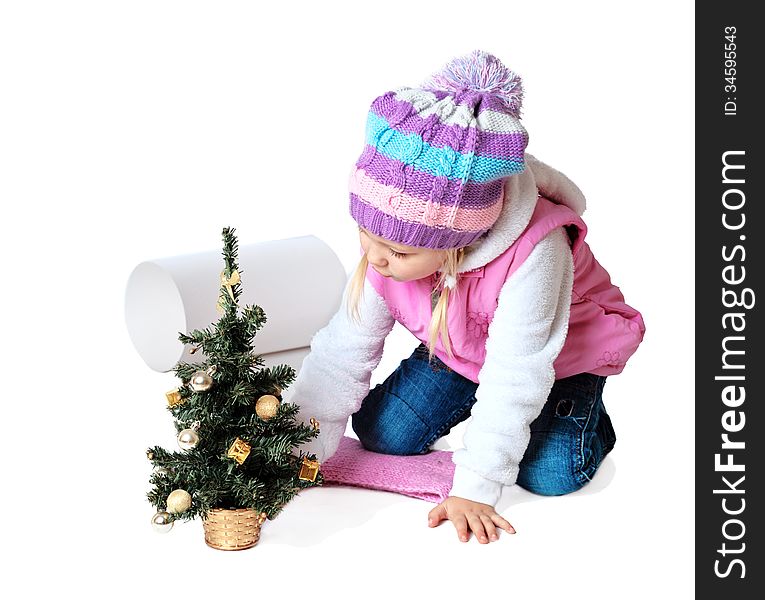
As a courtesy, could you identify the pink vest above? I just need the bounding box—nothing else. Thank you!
[366,196,646,383]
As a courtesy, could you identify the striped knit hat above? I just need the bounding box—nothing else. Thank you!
[349,50,528,250]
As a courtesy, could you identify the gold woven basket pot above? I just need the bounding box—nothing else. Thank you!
[203,508,268,550]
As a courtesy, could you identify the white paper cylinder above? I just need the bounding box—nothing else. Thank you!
[124,235,348,373]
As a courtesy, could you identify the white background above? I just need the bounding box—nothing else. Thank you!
[0,1,694,598]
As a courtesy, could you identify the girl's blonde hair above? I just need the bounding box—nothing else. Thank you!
[346,246,466,362]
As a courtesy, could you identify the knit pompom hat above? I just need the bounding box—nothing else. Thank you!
[349,49,529,250]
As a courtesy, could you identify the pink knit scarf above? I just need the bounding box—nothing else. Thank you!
[319,436,455,503]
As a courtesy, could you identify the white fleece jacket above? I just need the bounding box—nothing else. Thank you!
[291,155,583,506]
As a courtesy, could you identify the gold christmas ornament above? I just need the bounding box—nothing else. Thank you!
[177,421,201,451]
[309,417,320,431]
[166,489,193,514]
[298,457,320,482]
[146,450,154,460]
[165,388,184,407]
[151,511,173,533]
[227,437,252,465]
[189,366,216,392]
[255,394,280,420]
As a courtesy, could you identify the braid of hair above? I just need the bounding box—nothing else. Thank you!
[426,247,465,361]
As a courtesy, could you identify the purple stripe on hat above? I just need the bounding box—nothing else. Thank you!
[358,149,505,209]
[371,93,525,159]
[350,193,487,250]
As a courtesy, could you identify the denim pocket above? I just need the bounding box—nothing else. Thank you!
[537,375,599,432]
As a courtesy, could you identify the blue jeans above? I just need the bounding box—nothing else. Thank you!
[351,343,616,496]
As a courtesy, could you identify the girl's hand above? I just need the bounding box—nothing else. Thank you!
[427,496,515,543]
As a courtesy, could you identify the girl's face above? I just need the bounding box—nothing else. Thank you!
[359,226,446,282]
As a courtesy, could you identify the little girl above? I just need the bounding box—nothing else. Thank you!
[291,50,645,544]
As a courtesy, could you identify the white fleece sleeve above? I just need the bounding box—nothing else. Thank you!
[449,227,574,506]
[291,275,395,463]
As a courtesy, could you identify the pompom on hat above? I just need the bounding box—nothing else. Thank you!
[349,50,529,250]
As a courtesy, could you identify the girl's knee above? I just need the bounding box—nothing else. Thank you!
[351,389,431,456]
[351,414,428,455]
[517,427,615,496]
[517,374,616,496]
[516,465,588,496]
[351,348,478,456]
[517,432,615,496]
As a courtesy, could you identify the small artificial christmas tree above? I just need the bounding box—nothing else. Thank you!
[146,227,323,549]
